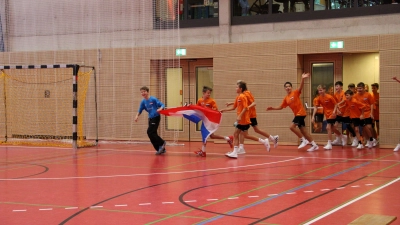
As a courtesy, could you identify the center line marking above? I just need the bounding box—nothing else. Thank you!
[286,192,296,195]
[184,200,197,203]
[351,185,360,188]
[268,194,278,196]
[90,206,103,208]
[39,208,53,211]
[365,184,374,186]
[320,189,330,191]
[65,207,78,210]
[304,190,314,193]
[115,204,127,207]
[13,210,26,212]
[336,187,345,189]
[248,196,259,198]
[207,199,218,201]
[228,197,239,199]
[139,203,151,205]
[162,202,174,204]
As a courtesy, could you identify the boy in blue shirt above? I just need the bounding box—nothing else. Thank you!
[135,86,166,155]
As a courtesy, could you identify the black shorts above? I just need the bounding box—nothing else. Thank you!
[236,124,250,131]
[361,117,373,126]
[341,116,351,124]
[351,118,361,127]
[335,116,343,123]
[250,118,258,127]
[314,113,324,123]
[293,116,306,128]
[327,119,336,125]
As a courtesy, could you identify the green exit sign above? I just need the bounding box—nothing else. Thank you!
[330,41,344,49]
[176,48,186,56]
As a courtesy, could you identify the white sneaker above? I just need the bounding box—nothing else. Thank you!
[366,140,373,148]
[394,144,400,152]
[341,136,348,146]
[307,145,319,152]
[357,143,364,149]
[351,138,358,147]
[225,151,238,158]
[271,135,279,148]
[331,138,341,145]
[323,143,332,150]
[262,139,271,152]
[372,138,377,147]
[238,148,246,154]
[298,139,309,149]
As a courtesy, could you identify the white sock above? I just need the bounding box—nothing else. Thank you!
[202,145,206,152]
[239,144,244,149]
[233,146,239,153]
[269,135,274,141]
[258,138,264,143]
[311,141,317,146]
[328,140,332,145]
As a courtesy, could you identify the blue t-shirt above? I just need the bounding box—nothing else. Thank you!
[138,96,165,119]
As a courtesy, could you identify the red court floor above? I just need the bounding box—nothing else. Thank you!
[0,142,399,225]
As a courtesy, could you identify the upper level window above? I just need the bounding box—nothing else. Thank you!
[181,0,219,20]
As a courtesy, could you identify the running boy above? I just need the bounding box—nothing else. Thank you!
[226,80,279,154]
[312,84,345,150]
[354,82,377,148]
[135,86,166,155]
[267,73,319,152]
[220,81,270,158]
[194,86,233,157]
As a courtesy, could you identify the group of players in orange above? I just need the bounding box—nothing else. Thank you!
[194,73,399,159]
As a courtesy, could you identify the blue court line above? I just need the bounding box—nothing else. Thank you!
[197,161,371,224]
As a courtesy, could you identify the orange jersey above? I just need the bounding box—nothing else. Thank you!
[315,94,337,119]
[354,92,374,118]
[243,90,256,118]
[233,93,251,125]
[334,90,345,102]
[371,92,379,120]
[280,89,307,117]
[344,97,366,119]
[197,97,218,110]
[313,97,323,114]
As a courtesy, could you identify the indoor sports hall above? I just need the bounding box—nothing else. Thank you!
[0,1,399,224]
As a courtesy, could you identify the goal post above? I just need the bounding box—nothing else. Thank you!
[0,64,98,149]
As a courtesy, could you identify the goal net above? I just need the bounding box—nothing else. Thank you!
[0,64,98,148]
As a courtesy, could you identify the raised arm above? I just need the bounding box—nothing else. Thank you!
[393,77,400,83]
[298,73,310,92]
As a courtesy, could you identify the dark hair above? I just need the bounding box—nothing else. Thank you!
[140,86,149,92]
[238,81,247,91]
[357,82,365,88]
[371,83,379,89]
[345,90,354,95]
[202,86,213,93]
[335,81,343,86]
[284,82,292,87]
[348,83,355,88]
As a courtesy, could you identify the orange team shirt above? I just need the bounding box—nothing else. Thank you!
[280,89,307,117]
[197,98,218,110]
[233,93,251,125]
[354,92,374,118]
[313,97,323,114]
[315,94,337,119]
[339,100,351,117]
[243,90,256,118]
[344,97,366,119]
[334,90,345,103]
[371,92,379,120]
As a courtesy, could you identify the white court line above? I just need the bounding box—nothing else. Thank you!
[286,192,296,195]
[39,208,52,211]
[0,157,302,181]
[268,194,278,196]
[184,200,197,203]
[115,204,127,207]
[227,197,239,199]
[65,207,78,210]
[336,187,345,190]
[320,189,330,191]
[162,202,174,204]
[139,203,151,206]
[248,196,259,198]
[13,209,26,212]
[303,177,400,225]
[365,184,374,186]
[304,190,314,193]
[90,206,103,209]
[351,185,360,188]
[207,199,218,201]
